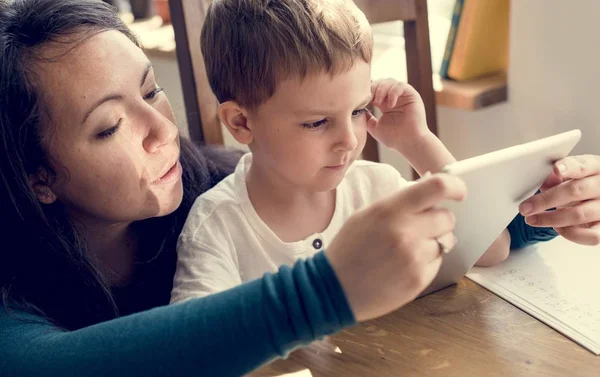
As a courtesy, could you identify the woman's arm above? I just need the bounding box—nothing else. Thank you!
[0,253,354,377]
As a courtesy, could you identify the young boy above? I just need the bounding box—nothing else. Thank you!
[170,0,510,303]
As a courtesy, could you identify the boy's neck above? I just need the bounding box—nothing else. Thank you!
[246,160,336,243]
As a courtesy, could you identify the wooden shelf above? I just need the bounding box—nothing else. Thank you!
[435,72,508,110]
[124,15,508,110]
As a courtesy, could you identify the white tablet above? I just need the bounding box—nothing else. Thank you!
[420,129,582,297]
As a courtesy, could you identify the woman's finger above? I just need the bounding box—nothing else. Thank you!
[553,155,600,180]
[525,199,600,228]
[387,173,467,214]
[555,222,600,246]
[539,172,563,192]
[520,175,600,216]
[406,208,456,239]
[434,231,457,254]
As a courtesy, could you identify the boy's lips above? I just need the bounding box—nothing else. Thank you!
[326,161,348,170]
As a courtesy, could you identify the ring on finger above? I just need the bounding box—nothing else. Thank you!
[436,237,451,255]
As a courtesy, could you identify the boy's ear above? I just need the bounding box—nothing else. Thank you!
[29,169,57,205]
[218,101,253,145]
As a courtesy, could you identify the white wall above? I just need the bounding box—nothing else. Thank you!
[440,0,600,160]
[151,0,600,179]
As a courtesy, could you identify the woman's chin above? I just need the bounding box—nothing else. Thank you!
[145,182,184,218]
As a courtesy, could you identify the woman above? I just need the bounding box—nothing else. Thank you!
[0,1,598,376]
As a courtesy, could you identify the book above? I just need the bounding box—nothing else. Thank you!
[467,237,600,355]
[439,0,465,79]
[447,0,510,81]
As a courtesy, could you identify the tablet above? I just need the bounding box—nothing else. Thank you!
[420,129,582,297]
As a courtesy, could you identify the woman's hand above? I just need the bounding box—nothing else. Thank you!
[326,173,467,322]
[519,155,600,245]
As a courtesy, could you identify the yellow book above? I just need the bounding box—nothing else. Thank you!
[448,0,510,81]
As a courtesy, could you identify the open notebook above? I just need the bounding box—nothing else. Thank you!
[467,237,600,355]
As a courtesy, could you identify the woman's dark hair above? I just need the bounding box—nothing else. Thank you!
[0,0,240,330]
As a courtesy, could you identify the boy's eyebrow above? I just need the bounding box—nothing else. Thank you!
[295,93,373,117]
[356,93,373,108]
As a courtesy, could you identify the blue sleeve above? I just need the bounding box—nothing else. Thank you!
[0,252,355,377]
[507,213,558,249]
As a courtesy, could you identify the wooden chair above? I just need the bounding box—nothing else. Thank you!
[170,0,437,163]
[170,0,222,145]
[354,0,437,164]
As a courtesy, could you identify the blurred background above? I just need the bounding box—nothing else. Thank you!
[116,0,600,178]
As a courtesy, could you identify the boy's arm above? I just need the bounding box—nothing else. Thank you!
[475,229,511,266]
[395,131,456,176]
[476,213,560,267]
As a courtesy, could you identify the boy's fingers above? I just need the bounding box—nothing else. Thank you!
[386,92,400,109]
[370,80,381,95]
[373,79,394,107]
[370,81,382,105]
[365,109,378,131]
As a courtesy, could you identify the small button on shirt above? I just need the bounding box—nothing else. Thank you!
[312,238,323,250]
[171,153,408,303]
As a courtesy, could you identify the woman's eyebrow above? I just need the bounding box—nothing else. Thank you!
[140,62,153,86]
[81,62,153,124]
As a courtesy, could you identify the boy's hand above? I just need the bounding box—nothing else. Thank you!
[367,79,429,151]
[367,78,456,175]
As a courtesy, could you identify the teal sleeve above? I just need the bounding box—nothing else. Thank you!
[0,252,355,377]
[507,213,558,249]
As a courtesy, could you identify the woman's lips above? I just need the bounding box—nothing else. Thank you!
[152,160,181,185]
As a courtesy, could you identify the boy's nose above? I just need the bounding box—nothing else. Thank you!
[334,122,358,152]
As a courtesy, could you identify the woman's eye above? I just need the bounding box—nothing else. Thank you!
[97,119,122,140]
[144,87,164,100]
[302,119,327,129]
[352,108,368,117]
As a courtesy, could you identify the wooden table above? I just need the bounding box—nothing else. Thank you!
[250,279,599,377]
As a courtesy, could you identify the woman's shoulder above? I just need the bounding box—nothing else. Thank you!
[0,305,56,340]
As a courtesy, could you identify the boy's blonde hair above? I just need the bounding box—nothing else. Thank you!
[201,0,373,109]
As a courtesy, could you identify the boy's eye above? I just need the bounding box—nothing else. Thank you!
[352,108,368,117]
[302,118,327,129]
[144,87,164,100]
